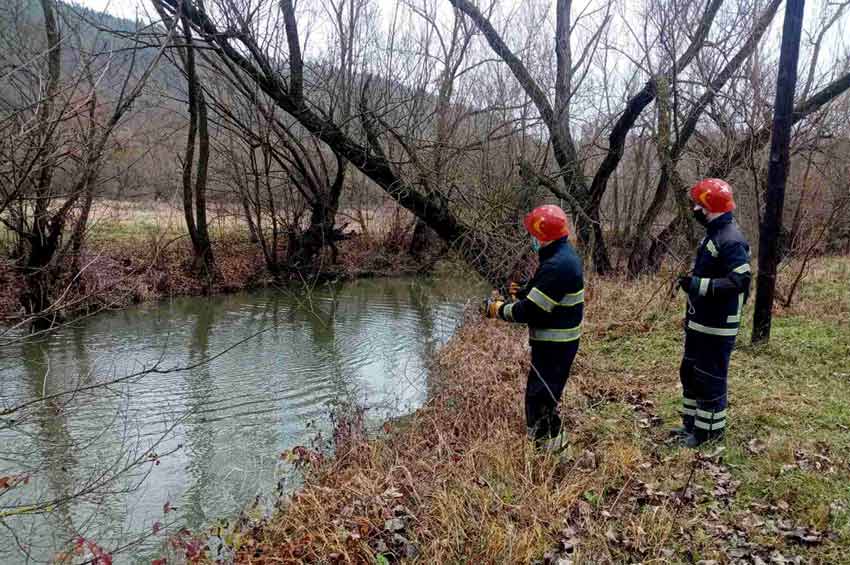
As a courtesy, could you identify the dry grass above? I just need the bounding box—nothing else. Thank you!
[229,256,850,564]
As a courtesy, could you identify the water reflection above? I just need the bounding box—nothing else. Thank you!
[0,276,482,563]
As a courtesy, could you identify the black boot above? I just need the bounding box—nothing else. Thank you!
[670,415,694,438]
[684,430,725,449]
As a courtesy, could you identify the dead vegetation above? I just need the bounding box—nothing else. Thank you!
[216,256,850,564]
[0,225,430,323]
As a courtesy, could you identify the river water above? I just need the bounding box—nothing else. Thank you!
[0,276,484,563]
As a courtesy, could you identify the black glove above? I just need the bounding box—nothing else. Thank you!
[678,275,695,294]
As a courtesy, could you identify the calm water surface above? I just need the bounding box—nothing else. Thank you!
[0,276,484,563]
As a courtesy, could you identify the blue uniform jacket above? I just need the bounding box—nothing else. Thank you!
[497,237,584,343]
[685,212,752,337]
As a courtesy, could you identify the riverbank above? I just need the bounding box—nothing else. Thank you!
[225,256,849,563]
[0,229,434,323]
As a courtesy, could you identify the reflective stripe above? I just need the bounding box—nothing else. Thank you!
[527,287,557,313]
[694,419,727,431]
[681,408,696,416]
[527,287,584,310]
[732,263,751,274]
[502,302,515,322]
[529,326,582,342]
[706,240,719,257]
[559,289,585,307]
[727,293,744,323]
[696,408,727,420]
[698,278,710,297]
[687,321,738,337]
[683,398,697,407]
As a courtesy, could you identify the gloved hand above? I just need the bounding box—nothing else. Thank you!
[482,289,505,319]
[508,281,521,300]
[482,297,504,319]
[678,275,696,294]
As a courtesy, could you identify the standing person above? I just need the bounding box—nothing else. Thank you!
[484,205,584,451]
[675,179,752,448]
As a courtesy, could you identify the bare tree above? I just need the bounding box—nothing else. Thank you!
[625,0,783,275]
[0,0,173,327]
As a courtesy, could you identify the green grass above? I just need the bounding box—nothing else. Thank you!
[573,258,850,563]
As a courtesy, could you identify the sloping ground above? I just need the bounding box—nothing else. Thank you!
[236,257,850,564]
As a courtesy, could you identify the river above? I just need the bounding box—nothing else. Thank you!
[0,276,484,563]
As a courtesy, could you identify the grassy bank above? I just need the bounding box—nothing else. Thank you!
[232,256,849,564]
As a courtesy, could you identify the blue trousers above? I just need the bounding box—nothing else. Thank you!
[527,340,579,440]
[679,330,735,440]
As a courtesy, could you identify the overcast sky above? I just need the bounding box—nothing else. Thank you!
[73,0,848,89]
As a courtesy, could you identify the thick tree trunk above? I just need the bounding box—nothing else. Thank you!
[21,235,60,328]
[408,219,439,259]
[286,157,347,270]
[752,0,805,344]
[20,0,62,327]
[193,86,215,278]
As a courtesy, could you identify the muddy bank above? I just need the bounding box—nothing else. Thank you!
[0,232,436,323]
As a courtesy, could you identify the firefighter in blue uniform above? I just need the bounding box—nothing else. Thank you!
[484,205,583,451]
[676,179,752,448]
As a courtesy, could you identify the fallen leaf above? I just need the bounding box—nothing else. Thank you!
[748,438,767,454]
[384,518,405,532]
[382,487,403,499]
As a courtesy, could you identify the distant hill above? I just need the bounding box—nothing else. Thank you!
[0,0,183,97]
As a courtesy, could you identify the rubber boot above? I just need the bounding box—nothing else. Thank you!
[670,415,694,439]
[541,430,568,453]
[684,429,725,449]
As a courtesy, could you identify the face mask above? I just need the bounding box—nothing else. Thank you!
[692,207,709,227]
[530,238,541,253]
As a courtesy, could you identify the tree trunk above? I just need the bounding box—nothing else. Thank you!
[20,0,62,326]
[752,0,805,344]
[180,14,216,285]
[408,219,439,259]
[21,235,60,329]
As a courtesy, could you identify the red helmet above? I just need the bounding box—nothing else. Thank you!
[524,205,570,242]
[690,178,735,213]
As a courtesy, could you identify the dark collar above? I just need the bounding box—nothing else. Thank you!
[707,212,734,234]
[539,236,569,260]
